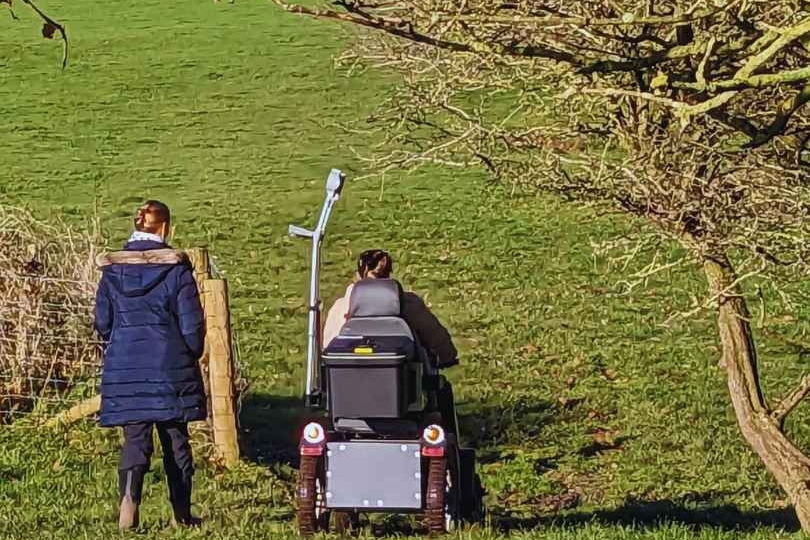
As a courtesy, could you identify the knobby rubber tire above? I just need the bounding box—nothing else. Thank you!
[297,455,319,537]
[425,457,447,536]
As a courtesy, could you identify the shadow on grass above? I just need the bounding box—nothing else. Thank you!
[577,436,632,458]
[455,398,556,464]
[238,392,315,468]
[494,493,801,533]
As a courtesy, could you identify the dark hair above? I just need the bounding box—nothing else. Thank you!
[357,249,393,279]
[134,200,171,234]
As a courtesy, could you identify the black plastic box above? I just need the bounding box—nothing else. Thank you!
[323,354,408,419]
[323,336,414,419]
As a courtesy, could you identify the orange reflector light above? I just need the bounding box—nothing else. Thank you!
[422,424,446,445]
[302,422,325,444]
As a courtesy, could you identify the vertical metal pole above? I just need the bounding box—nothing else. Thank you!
[304,196,330,401]
[293,169,345,407]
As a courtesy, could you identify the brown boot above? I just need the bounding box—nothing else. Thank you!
[118,468,145,530]
[118,495,140,530]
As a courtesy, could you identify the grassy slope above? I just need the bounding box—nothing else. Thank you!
[1,1,809,538]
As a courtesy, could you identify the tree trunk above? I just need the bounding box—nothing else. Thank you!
[703,255,810,531]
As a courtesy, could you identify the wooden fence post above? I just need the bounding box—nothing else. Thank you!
[205,278,240,467]
[186,248,210,288]
[186,248,213,427]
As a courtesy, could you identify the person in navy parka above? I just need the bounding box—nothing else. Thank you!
[94,200,206,530]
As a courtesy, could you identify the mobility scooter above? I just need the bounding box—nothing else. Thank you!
[289,170,484,536]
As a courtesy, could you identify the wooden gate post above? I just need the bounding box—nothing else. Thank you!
[205,278,240,467]
[187,248,213,427]
[186,248,210,289]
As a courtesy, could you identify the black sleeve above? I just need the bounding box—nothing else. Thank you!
[401,292,458,368]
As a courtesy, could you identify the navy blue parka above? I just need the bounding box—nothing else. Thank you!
[94,240,207,427]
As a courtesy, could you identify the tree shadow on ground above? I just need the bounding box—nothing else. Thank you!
[238,392,314,468]
[576,436,632,457]
[493,493,800,534]
[455,398,556,463]
[450,398,798,534]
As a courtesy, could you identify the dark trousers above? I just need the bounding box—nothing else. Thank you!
[119,422,194,509]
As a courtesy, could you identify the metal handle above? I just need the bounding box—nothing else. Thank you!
[289,168,347,403]
[288,225,314,239]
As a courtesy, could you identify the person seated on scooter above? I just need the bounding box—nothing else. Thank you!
[323,249,458,369]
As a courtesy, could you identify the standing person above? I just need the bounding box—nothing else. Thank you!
[94,200,206,530]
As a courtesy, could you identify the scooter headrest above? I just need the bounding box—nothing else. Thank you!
[348,278,403,318]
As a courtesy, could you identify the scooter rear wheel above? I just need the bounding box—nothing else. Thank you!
[297,454,323,537]
[425,456,447,535]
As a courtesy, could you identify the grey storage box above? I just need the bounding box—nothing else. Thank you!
[325,441,423,510]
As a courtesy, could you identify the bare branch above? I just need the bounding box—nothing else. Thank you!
[19,0,68,68]
[581,87,689,110]
[736,17,810,80]
[435,1,743,27]
[746,85,810,148]
[772,375,810,424]
[269,0,473,53]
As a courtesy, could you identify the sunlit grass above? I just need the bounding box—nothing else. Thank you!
[0,0,807,538]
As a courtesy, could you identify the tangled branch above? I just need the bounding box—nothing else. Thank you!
[772,375,810,425]
[275,0,810,148]
[4,0,68,68]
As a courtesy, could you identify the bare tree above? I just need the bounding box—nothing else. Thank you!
[3,0,68,67]
[271,0,810,529]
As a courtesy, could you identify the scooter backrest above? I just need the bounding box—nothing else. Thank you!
[348,278,403,318]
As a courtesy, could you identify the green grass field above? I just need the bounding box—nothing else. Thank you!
[2,1,810,538]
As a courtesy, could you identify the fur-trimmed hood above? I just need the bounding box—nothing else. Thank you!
[95,249,188,268]
[96,248,189,298]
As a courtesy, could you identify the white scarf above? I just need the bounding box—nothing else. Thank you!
[129,231,165,244]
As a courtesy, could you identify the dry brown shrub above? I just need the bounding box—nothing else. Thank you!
[0,206,101,423]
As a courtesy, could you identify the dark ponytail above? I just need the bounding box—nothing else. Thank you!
[357,249,393,279]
